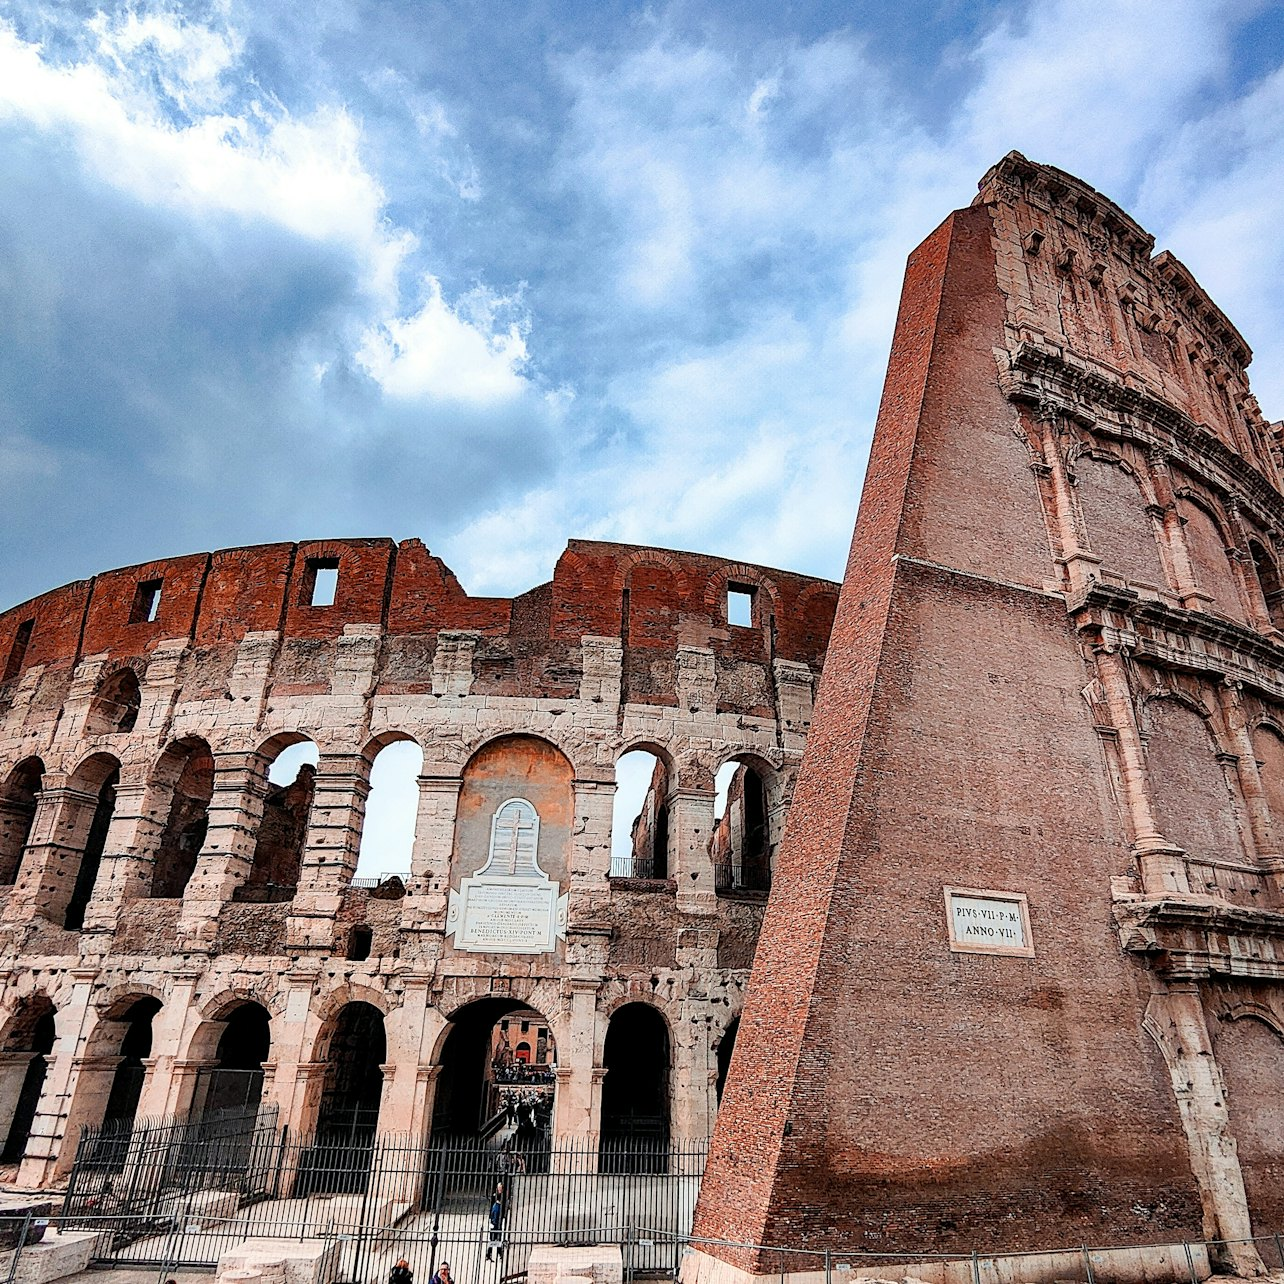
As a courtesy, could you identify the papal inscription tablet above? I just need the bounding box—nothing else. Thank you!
[944,886,1034,958]
[446,797,569,955]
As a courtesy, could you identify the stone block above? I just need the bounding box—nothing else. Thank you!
[217,1237,341,1284]
[3,1230,106,1284]
[527,1244,623,1284]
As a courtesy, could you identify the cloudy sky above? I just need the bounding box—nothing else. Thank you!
[1,0,1282,613]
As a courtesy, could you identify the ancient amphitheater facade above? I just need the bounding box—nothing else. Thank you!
[0,538,837,1185]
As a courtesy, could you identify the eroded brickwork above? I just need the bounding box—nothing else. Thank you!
[690,154,1284,1282]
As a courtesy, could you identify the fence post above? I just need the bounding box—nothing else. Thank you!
[1274,1234,1284,1270]
[824,1249,831,1284]
[1081,1246,1095,1284]
[971,1249,982,1284]
[4,1210,33,1284]
[1182,1242,1199,1284]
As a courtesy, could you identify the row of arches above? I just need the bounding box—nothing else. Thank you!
[1071,449,1284,632]
[0,731,783,924]
[0,988,710,1169]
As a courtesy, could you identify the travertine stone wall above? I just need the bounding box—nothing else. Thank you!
[0,539,837,1186]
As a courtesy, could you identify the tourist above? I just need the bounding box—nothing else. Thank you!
[428,1262,450,1284]
[390,1259,414,1284]
[484,1192,504,1262]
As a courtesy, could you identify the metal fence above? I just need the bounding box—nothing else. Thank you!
[56,1115,706,1279]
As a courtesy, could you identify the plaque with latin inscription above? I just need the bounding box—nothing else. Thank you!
[944,886,1034,958]
[446,797,569,955]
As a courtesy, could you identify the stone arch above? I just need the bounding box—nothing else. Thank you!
[87,994,162,1135]
[704,566,781,632]
[1246,538,1284,629]
[1074,451,1169,588]
[1177,491,1247,622]
[0,757,44,885]
[1143,695,1248,862]
[612,742,676,881]
[356,731,423,883]
[0,994,57,1164]
[1250,722,1284,847]
[714,1013,741,1107]
[312,1000,387,1140]
[62,751,121,930]
[430,995,560,1145]
[85,667,141,737]
[149,737,213,898]
[711,752,782,894]
[183,986,280,1063]
[192,1000,273,1120]
[600,1000,672,1161]
[1213,1010,1284,1233]
[452,735,575,886]
[236,733,318,903]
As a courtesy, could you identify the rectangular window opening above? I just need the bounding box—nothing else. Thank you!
[130,579,163,625]
[304,558,340,607]
[4,619,34,682]
[727,585,755,628]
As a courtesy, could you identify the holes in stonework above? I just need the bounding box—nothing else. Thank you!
[130,579,163,624]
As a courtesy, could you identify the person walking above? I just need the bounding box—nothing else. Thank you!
[484,1190,504,1263]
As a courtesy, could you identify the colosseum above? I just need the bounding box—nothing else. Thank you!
[0,536,837,1192]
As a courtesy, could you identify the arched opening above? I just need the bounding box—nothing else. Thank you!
[600,1003,670,1167]
[1,997,56,1164]
[1249,540,1284,629]
[100,997,162,1132]
[432,999,556,1157]
[1179,498,1247,622]
[64,755,120,930]
[355,738,422,885]
[0,758,44,885]
[194,1002,272,1120]
[315,1002,386,1143]
[611,749,670,880]
[715,1016,740,1108]
[1146,698,1247,863]
[236,739,317,903]
[1076,456,1169,588]
[711,759,771,893]
[151,739,213,898]
[86,669,141,736]
[1214,1014,1284,1231]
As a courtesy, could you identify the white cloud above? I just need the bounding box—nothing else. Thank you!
[357,277,532,405]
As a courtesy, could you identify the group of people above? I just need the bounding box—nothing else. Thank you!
[501,1089,552,1139]
[490,1061,555,1086]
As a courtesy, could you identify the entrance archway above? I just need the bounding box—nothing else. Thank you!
[315,1002,386,1142]
[64,755,120,929]
[432,999,557,1152]
[101,997,162,1131]
[195,1002,271,1120]
[1,997,56,1164]
[600,1003,670,1165]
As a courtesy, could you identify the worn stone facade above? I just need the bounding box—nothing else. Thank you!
[689,153,1284,1280]
[0,537,838,1185]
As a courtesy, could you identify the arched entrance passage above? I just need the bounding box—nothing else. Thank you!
[100,997,162,1131]
[0,758,44,885]
[1,997,56,1164]
[432,998,557,1148]
[711,758,772,893]
[150,739,213,898]
[715,1015,739,1107]
[600,1003,670,1167]
[194,1002,271,1119]
[315,1002,386,1142]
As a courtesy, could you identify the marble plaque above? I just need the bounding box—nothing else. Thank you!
[446,797,569,955]
[944,886,1034,958]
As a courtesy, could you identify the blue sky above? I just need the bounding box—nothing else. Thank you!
[1,0,1282,610]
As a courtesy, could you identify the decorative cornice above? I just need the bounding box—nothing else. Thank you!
[1115,895,1284,981]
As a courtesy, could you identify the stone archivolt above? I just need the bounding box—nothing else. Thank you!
[0,538,837,1185]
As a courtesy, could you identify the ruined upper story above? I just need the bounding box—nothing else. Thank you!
[0,538,839,743]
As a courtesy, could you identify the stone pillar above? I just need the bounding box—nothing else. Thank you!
[670,789,717,913]
[81,779,163,933]
[264,967,321,1136]
[178,750,270,947]
[1144,986,1263,1276]
[570,777,613,891]
[133,968,204,1120]
[289,754,371,951]
[1216,682,1282,896]
[18,966,96,1185]
[1093,646,1190,894]
[381,976,444,1138]
[552,978,602,1148]
[401,773,461,932]
[6,780,101,924]
[670,1006,714,1147]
